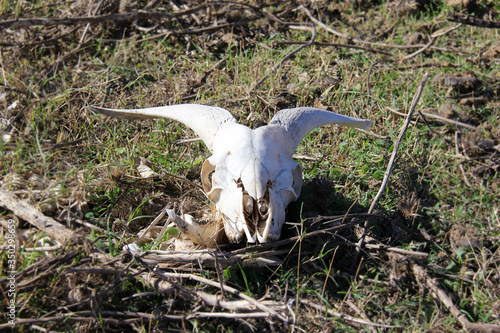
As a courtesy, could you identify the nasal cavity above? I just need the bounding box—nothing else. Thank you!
[257,213,269,238]
[243,193,254,216]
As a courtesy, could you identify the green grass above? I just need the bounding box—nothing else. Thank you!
[1,0,499,331]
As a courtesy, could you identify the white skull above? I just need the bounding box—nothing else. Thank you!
[90,104,371,245]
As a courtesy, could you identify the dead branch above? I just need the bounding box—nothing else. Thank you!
[300,5,416,51]
[186,312,270,319]
[66,268,124,275]
[153,270,289,322]
[71,218,105,233]
[170,19,257,36]
[387,106,478,131]
[412,263,500,333]
[0,316,135,329]
[345,300,378,333]
[142,249,283,268]
[403,37,436,60]
[0,250,81,287]
[5,243,289,327]
[0,189,73,244]
[275,41,392,56]
[0,26,80,47]
[369,73,430,213]
[140,268,290,321]
[365,244,429,258]
[227,214,378,254]
[301,299,402,329]
[403,24,461,60]
[0,5,208,29]
[455,131,473,186]
[447,12,500,29]
[249,28,317,92]
[300,5,465,60]
[367,60,382,99]
[49,137,88,150]
[351,73,430,270]
[0,244,62,252]
[97,19,257,46]
[0,311,186,330]
[195,290,286,313]
[396,62,461,70]
[194,56,227,86]
[403,24,462,60]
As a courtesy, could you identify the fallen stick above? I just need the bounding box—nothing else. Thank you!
[195,290,286,312]
[364,244,429,258]
[368,73,430,213]
[301,299,402,329]
[455,131,473,186]
[249,28,317,92]
[155,271,288,322]
[351,73,430,271]
[300,5,416,51]
[275,40,392,56]
[0,311,184,329]
[412,263,500,333]
[142,250,283,268]
[345,299,378,333]
[403,24,462,60]
[0,189,73,244]
[0,5,208,29]
[386,107,478,131]
[131,266,289,319]
[228,214,376,254]
[447,12,500,29]
[0,244,62,252]
[186,312,270,319]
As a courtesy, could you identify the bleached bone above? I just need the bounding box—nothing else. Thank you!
[90,104,372,244]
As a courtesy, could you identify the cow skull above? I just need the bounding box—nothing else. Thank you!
[90,104,372,245]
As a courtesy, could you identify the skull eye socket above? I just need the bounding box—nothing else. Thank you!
[201,159,216,193]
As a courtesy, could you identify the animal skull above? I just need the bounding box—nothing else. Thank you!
[90,104,372,245]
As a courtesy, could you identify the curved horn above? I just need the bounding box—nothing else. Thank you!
[269,107,372,151]
[89,104,236,151]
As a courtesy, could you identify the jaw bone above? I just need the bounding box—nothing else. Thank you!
[166,209,224,247]
[90,104,372,245]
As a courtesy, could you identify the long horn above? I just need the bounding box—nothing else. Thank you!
[270,107,372,151]
[89,104,236,151]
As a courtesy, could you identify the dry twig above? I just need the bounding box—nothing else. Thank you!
[447,12,500,29]
[403,24,461,60]
[455,131,473,186]
[0,5,208,29]
[369,73,430,213]
[300,5,416,53]
[351,73,430,269]
[275,40,392,56]
[249,28,317,92]
[301,299,402,329]
[0,189,73,244]
[387,107,478,131]
[364,244,428,258]
[151,270,289,322]
[143,249,283,268]
[402,37,436,60]
[412,263,500,333]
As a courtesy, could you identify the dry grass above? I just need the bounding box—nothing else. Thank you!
[1,0,499,331]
